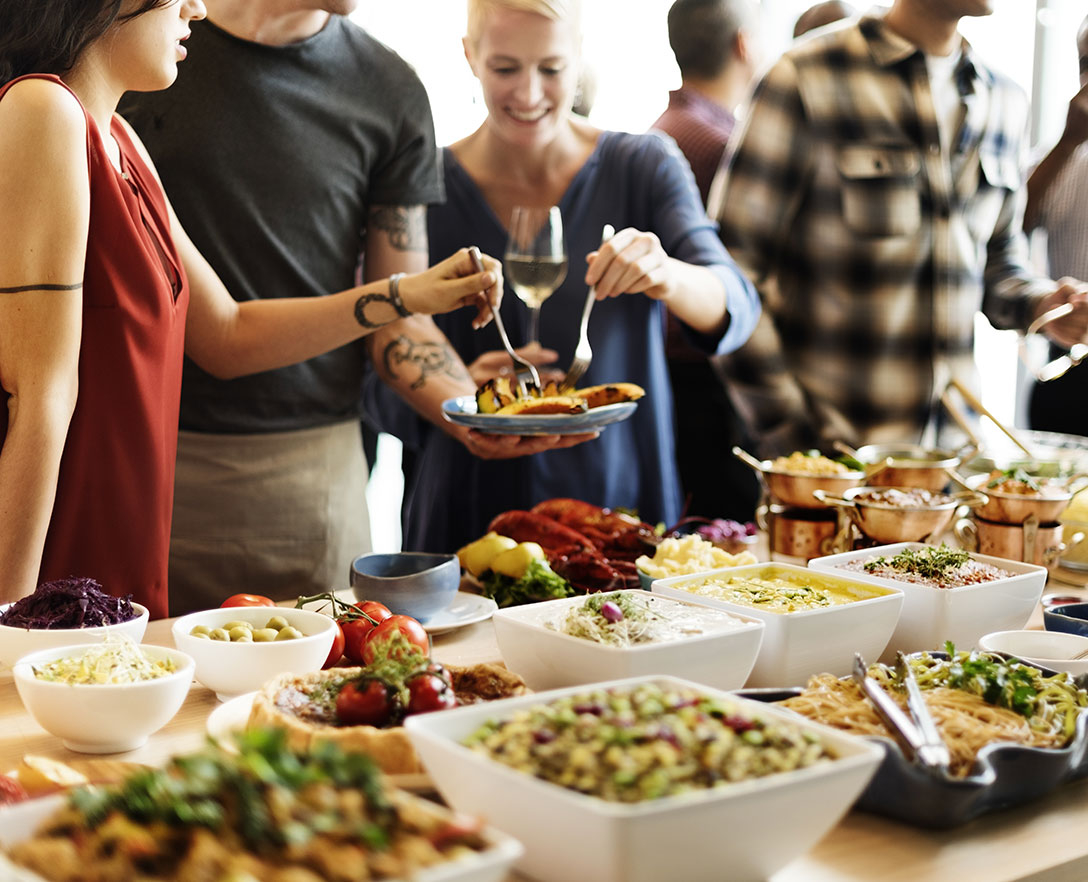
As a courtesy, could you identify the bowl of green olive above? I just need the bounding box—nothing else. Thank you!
[171,606,337,701]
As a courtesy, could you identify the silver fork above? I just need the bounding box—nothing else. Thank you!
[559,224,614,393]
[468,246,540,396]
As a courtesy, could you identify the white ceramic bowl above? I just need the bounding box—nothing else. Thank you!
[809,543,1046,659]
[13,643,194,754]
[405,675,883,882]
[171,606,336,701]
[0,602,149,669]
[491,590,764,691]
[651,562,903,687]
[978,629,1088,677]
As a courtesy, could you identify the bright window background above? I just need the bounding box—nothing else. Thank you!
[354,2,1084,549]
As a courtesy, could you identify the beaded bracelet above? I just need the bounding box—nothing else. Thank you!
[388,272,412,318]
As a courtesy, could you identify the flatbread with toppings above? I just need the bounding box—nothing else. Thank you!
[248,662,528,773]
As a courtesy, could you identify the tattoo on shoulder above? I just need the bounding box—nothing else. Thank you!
[369,206,426,252]
[381,335,471,389]
[0,282,82,294]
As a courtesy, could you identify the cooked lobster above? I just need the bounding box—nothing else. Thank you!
[488,499,657,594]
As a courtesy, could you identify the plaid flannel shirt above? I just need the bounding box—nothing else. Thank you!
[711,12,1053,456]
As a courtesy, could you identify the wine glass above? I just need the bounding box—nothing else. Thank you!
[504,205,568,347]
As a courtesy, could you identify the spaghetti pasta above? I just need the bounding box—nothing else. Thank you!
[780,651,1087,778]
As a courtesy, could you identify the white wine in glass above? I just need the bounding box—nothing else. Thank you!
[504,205,568,346]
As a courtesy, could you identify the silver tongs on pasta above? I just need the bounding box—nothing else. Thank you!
[852,652,951,776]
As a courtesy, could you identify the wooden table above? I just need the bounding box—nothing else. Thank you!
[4,576,1088,882]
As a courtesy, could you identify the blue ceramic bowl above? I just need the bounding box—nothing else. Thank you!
[350,552,460,622]
[1043,602,1088,639]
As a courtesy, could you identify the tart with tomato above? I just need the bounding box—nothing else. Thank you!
[247,636,527,773]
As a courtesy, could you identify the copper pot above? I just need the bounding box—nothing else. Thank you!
[734,446,864,510]
[764,505,840,560]
[954,515,1064,567]
[815,486,986,544]
[967,472,1087,524]
[850,442,975,492]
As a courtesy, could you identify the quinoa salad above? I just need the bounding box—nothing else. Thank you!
[462,683,835,803]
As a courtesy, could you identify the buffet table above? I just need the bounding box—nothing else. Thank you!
[3,583,1088,882]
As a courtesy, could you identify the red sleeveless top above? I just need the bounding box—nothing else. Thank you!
[0,75,189,619]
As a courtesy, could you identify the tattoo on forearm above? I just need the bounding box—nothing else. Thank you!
[369,206,426,252]
[0,282,82,293]
[381,335,471,390]
[353,291,400,329]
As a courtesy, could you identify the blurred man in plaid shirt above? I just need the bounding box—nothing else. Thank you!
[711,0,1088,456]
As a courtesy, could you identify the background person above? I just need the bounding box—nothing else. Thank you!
[652,0,763,522]
[1024,14,1088,438]
[0,0,503,617]
[397,0,760,553]
[792,0,856,40]
[121,0,586,615]
[710,0,1088,456]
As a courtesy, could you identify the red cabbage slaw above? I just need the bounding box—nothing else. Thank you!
[0,578,136,629]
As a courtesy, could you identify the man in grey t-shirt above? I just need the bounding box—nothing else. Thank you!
[122,0,582,615]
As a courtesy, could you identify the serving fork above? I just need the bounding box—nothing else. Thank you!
[559,224,615,393]
[468,246,540,397]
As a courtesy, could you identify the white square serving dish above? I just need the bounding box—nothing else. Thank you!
[809,542,1046,658]
[491,590,764,691]
[405,675,883,882]
[651,562,904,687]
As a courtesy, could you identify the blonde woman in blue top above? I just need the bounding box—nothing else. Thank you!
[402,0,760,552]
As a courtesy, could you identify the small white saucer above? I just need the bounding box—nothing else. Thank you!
[423,592,498,635]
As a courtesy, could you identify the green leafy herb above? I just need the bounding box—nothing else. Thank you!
[481,557,574,607]
[864,544,970,580]
[68,728,392,851]
[987,468,1041,492]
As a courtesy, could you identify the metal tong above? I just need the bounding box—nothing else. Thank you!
[852,652,950,775]
[468,246,540,396]
[559,224,615,393]
[1020,302,1088,383]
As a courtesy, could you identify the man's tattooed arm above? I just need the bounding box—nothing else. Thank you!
[369,205,427,253]
[381,333,471,390]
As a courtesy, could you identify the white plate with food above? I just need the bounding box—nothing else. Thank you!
[205,690,436,791]
[441,396,637,435]
[424,592,498,635]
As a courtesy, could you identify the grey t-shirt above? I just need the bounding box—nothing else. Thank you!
[121,16,443,432]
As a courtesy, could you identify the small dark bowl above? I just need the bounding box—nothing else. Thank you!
[350,552,460,622]
[1043,601,1088,639]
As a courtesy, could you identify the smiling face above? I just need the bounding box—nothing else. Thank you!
[465,6,580,149]
[111,0,207,91]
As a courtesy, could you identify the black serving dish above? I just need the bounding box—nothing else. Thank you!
[738,652,1088,828]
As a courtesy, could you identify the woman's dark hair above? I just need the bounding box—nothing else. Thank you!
[0,0,173,86]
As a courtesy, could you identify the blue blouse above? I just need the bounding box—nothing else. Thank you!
[403,130,759,552]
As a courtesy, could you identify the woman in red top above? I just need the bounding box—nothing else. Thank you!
[0,0,505,619]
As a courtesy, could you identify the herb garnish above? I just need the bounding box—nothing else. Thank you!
[864,544,970,580]
[70,728,392,850]
[987,467,1041,492]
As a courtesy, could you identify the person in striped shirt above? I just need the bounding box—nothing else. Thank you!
[711,0,1088,456]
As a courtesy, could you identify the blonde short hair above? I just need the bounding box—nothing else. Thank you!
[466,0,581,47]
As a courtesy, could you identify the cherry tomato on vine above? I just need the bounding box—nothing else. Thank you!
[335,677,400,727]
[406,672,457,715]
[361,614,430,665]
[339,600,393,665]
[220,593,275,608]
[322,621,346,669]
